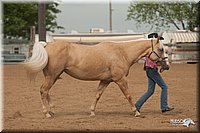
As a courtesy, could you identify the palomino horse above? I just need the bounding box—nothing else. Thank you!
[24,35,169,118]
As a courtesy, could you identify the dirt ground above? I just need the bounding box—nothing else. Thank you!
[2,63,199,132]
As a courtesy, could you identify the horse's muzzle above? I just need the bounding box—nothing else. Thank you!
[160,64,169,73]
[159,58,170,73]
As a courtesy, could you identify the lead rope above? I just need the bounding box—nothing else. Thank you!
[143,58,146,71]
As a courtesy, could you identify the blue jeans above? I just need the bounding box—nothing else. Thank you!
[135,68,168,110]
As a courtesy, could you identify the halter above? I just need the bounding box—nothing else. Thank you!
[148,39,168,63]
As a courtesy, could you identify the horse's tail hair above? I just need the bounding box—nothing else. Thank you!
[22,41,48,82]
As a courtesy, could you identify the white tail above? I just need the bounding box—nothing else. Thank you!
[23,41,48,75]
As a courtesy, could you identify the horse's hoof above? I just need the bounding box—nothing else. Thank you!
[49,111,55,116]
[134,110,141,117]
[45,111,55,118]
[89,112,95,117]
[45,113,52,118]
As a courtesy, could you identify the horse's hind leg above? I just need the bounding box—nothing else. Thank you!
[40,76,56,118]
[47,93,55,113]
[42,69,56,113]
[90,80,110,117]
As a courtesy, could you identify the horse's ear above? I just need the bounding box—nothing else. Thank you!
[159,32,164,40]
[156,36,164,43]
[160,36,164,40]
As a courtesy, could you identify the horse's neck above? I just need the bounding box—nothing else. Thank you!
[124,40,152,66]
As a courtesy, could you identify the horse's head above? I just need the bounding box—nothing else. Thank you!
[147,33,170,72]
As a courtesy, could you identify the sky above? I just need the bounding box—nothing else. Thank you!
[55,2,139,33]
[54,0,181,34]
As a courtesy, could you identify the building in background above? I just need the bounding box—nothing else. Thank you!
[2,33,53,63]
[162,30,199,63]
[90,28,105,33]
[2,37,29,62]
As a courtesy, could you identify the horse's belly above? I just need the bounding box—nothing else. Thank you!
[64,68,112,81]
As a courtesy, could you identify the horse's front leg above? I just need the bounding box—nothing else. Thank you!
[115,77,139,115]
[90,80,110,117]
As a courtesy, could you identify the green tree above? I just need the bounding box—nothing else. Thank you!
[3,3,63,38]
[127,2,199,31]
